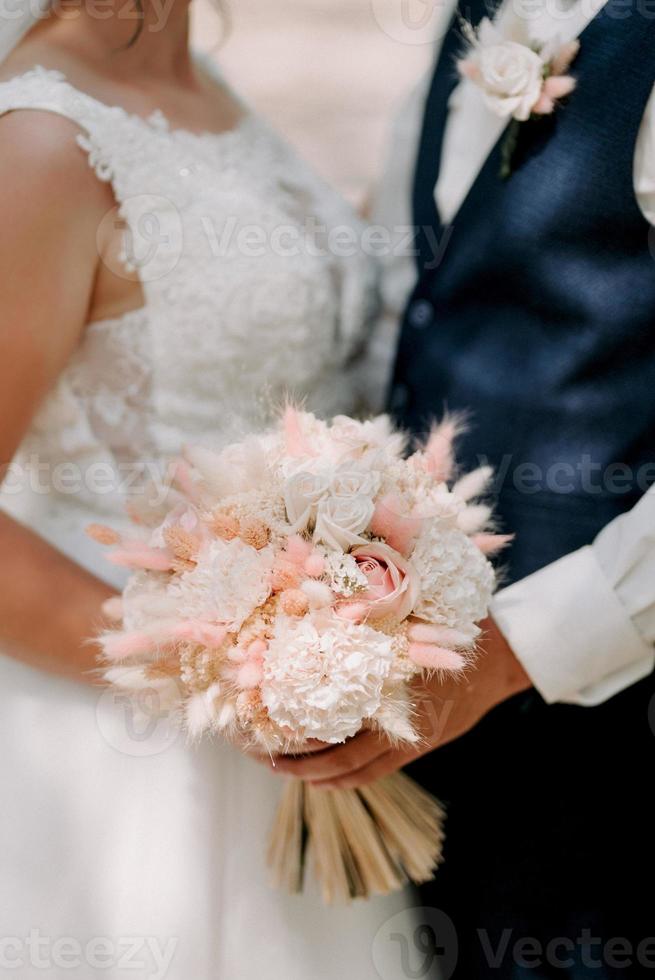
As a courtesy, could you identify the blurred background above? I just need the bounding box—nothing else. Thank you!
[191,0,433,207]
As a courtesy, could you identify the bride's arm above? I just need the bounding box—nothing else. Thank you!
[0,112,118,683]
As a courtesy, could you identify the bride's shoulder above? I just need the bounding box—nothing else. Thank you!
[0,110,113,211]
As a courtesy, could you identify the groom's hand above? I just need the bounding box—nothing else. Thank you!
[268,618,531,789]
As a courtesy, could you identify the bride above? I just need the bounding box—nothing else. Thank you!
[0,2,419,977]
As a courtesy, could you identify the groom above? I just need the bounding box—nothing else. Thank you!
[279,0,655,975]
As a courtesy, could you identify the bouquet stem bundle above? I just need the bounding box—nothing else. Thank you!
[268,772,445,904]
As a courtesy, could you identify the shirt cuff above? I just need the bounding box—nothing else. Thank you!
[490,545,655,705]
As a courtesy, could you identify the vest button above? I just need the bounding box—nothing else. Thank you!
[408,299,433,329]
[389,383,409,413]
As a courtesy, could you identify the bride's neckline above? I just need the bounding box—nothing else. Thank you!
[4,61,255,145]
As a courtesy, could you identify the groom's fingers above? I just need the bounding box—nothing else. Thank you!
[271,730,390,781]
[310,749,400,790]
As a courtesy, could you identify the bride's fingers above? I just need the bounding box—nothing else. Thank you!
[271,730,389,781]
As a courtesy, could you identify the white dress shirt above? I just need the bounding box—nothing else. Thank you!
[373,0,655,705]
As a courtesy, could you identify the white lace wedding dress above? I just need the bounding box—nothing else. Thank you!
[0,64,417,979]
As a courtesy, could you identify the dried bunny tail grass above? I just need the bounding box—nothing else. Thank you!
[372,684,419,745]
[369,495,422,556]
[457,503,493,535]
[283,404,315,458]
[452,465,493,502]
[86,524,120,545]
[407,644,468,672]
[472,533,514,555]
[408,622,479,649]
[185,682,223,739]
[170,458,204,505]
[422,412,468,483]
[100,630,159,662]
[106,545,173,572]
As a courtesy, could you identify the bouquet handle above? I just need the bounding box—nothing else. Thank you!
[267,771,445,904]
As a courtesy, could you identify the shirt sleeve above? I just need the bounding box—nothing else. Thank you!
[490,487,655,705]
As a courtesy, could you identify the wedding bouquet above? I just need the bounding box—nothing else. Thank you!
[89,408,505,903]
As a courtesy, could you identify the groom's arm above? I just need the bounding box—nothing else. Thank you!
[492,485,655,705]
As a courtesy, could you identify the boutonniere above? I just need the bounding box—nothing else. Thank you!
[457,18,580,178]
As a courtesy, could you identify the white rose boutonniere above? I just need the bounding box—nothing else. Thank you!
[458,17,580,177]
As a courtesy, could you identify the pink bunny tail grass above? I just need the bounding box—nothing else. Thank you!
[472,533,514,555]
[236,660,264,690]
[551,39,580,76]
[408,622,477,649]
[285,534,313,566]
[336,601,369,623]
[423,414,467,483]
[169,621,228,649]
[408,644,468,672]
[86,523,121,546]
[452,465,493,502]
[101,631,156,662]
[369,495,422,556]
[101,596,124,622]
[283,405,312,458]
[106,546,173,572]
[170,458,203,505]
[304,553,326,578]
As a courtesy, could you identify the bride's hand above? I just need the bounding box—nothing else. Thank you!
[263,617,531,789]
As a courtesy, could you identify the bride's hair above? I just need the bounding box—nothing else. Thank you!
[127,0,229,48]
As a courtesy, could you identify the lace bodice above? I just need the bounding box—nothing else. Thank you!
[0,64,380,549]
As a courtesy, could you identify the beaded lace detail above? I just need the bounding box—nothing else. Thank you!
[0,64,379,522]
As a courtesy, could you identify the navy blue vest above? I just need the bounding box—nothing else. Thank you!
[391,0,655,583]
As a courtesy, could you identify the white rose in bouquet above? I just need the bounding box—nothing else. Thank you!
[314,494,375,551]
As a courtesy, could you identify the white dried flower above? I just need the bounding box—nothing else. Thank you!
[324,552,369,598]
[169,538,274,632]
[261,616,394,743]
[412,524,495,630]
